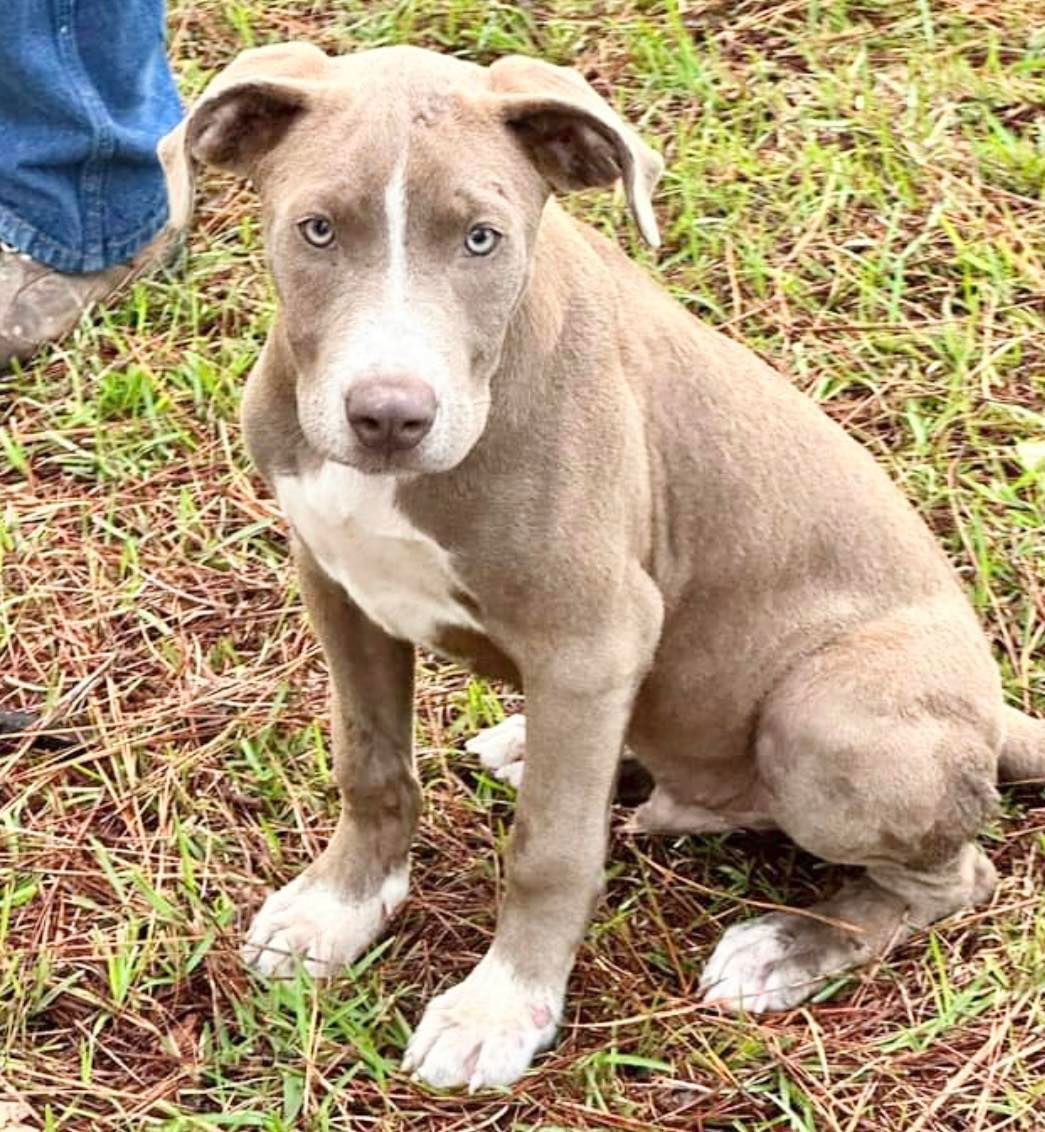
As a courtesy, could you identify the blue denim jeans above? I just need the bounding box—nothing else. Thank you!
[0,1,181,273]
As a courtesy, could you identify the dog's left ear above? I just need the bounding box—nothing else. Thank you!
[490,55,663,248]
[158,41,330,234]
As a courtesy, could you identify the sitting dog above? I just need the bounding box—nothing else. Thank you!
[160,42,1044,1091]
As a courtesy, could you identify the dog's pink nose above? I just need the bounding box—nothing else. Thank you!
[346,376,436,453]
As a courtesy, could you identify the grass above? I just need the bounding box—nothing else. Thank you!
[1,0,1043,1127]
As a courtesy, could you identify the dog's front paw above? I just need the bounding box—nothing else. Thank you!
[465,714,526,787]
[242,866,408,978]
[403,952,561,1091]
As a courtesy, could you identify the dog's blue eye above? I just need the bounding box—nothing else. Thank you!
[465,225,500,257]
[299,216,335,248]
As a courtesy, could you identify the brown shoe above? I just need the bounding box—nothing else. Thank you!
[0,225,182,369]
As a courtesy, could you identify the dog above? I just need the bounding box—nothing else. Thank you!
[159,42,1045,1091]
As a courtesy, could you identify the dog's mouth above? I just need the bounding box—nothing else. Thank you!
[323,437,468,478]
[331,447,421,476]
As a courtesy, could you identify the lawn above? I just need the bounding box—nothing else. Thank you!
[1,1,1043,1128]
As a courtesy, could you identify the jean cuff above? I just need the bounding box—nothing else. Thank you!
[0,193,170,273]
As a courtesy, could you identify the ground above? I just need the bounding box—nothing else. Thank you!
[1,1,1043,1129]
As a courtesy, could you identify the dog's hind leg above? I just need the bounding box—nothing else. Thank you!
[700,607,1001,1012]
[700,844,995,1011]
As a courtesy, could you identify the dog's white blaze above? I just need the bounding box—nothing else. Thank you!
[275,461,481,645]
[384,143,409,302]
[323,137,451,411]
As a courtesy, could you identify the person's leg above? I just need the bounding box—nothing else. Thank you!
[0,0,181,272]
[0,0,182,366]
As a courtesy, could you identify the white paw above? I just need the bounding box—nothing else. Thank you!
[699,913,830,1013]
[242,865,408,978]
[403,952,560,1091]
[465,714,526,786]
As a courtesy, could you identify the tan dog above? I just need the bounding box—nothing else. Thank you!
[160,43,1044,1091]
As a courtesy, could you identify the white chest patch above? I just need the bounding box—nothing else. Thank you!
[275,461,481,645]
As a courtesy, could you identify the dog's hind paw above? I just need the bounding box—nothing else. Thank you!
[699,913,847,1013]
[403,951,560,1091]
[465,714,526,787]
[242,866,408,979]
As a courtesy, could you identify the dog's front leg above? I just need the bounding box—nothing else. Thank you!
[405,595,659,1091]
[243,541,419,977]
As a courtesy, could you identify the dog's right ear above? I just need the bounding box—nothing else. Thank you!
[158,41,329,231]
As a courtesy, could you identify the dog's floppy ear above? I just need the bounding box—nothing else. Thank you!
[489,55,663,248]
[158,41,329,232]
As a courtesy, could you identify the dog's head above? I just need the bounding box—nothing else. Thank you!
[161,43,662,475]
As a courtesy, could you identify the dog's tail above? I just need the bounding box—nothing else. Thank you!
[999,706,1045,783]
